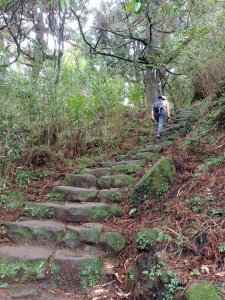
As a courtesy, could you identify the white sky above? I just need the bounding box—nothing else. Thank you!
[89,0,100,8]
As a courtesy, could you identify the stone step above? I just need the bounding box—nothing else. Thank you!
[128,144,163,155]
[5,220,126,254]
[54,186,98,202]
[63,174,97,188]
[0,245,104,291]
[164,122,185,133]
[53,186,123,203]
[23,202,122,223]
[5,220,103,247]
[97,174,135,188]
[80,163,142,177]
[99,159,145,167]
[115,151,159,162]
[64,173,135,189]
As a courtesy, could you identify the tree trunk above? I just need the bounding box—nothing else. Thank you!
[144,68,160,113]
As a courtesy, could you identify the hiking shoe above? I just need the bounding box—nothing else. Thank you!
[156,133,161,139]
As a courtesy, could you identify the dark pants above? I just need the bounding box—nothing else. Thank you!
[154,110,168,134]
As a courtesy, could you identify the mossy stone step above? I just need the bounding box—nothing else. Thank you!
[63,174,97,188]
[111,163,142,175]
[97,174,135,188]
[0,245,51,283]
[173,117,187,123]
[64,174,135,189]
[54,186,97,202]
[128,144,163,155]
[129,156,174,206]
[53,186,123,203]
[80,167,111,177]
[80,163,142,177]
[53,248,104,291]
[115,152,158,162]
[5,220,104,248]
[0,245,104,291]
[164,123,185,133]
[23,202,122,223]
[99,159,145,167]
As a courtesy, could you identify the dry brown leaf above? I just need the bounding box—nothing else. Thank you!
[200,265,210,274]
[114,272,124,284]
[115,291,131,298]
[215,271,225,277]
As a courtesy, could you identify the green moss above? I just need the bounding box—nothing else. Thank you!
[138,152,158,162]
[113,174,135,187]
[97,176,113,188]
[111,164,141,175]
[186,281,223,300]
[63,229,80,248]
[111,204,123,216]
[91,206,113,219]
[98,189,122,202]
[100,232,126,254]
[79,227,102,244]
[5,224,32,242]
[62,175,74,186]
[129,157,174,206]
[80,168,111,177]
[161,140,173,149]
[81,257,103,289]
[0,258,47,282]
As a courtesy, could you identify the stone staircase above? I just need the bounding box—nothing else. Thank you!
[0,109,193,297]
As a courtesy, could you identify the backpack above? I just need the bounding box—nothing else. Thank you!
[152,98,164,114]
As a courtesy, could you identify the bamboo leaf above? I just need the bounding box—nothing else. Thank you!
[134,2,142,14]
[125,0,136,13]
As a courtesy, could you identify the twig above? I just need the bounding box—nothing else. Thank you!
[115,284,130,298]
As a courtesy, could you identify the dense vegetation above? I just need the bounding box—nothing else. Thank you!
[0,0,224,298]
[0,0,224,177]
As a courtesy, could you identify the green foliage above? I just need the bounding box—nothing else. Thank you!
[47,191,64,202]
[156,181,170,198]
[218,244,225,253]
[210,209,225,217]
[15,169,51,188]
[185,196,202,213]
[24,204,54,218]
[129,207,138,217]
[190,269,202,277]
[81,258,103,289]
[60,0,70,11]
[0,190,27,210]
[0,258,47,282]
[136,228,171,250]
[126,0,147,14]
[163,271,183,300]
[203,157,225,167]
[142,263,183,300]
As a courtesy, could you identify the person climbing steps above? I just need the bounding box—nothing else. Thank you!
[151,95,171,138]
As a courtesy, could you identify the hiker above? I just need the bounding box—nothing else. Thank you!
[151,95,171,138]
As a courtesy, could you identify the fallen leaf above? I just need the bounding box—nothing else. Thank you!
[115,291,131,298]
[201,265,210,274]
[114,272,124,284]
[215,271,225,277]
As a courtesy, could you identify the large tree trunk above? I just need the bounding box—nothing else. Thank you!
[144,68,160,113]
